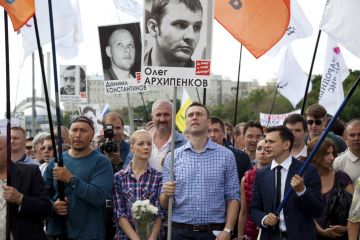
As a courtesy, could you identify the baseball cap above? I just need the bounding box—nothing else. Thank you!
[70,116,95,132]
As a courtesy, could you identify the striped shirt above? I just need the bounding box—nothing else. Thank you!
[162,139,240,224]
[112,164,164,240]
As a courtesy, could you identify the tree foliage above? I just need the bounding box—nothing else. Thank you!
[209,70,360,124]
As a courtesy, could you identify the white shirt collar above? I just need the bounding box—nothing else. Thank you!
[270,155,293,171]
[295,145,307,158]
[348,148,360,162]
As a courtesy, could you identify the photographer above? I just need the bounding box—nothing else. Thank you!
[101,112,130,173]
[100,112,131,240]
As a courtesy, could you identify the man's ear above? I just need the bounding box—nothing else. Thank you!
[105,46,111,58]
[147,19,159,37]
[283,140,291,151]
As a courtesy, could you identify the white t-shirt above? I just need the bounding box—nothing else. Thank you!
[149,136,171,172]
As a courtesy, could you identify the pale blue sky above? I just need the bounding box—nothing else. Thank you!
[0,0,360,116]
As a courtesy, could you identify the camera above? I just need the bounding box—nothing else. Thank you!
[100,124,118,154]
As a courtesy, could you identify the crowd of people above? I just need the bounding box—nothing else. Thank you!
[0,101,359,240]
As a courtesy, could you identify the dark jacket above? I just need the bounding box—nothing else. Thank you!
[9,162,51,240]
[250,158,323,240]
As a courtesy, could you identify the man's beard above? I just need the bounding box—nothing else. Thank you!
[156,122,171,133]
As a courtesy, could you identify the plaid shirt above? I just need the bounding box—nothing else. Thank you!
[112,164,164,240]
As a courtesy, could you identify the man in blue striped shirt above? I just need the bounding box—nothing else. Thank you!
[160,102,240,240]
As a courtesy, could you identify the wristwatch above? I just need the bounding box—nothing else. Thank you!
[223,227,233,235]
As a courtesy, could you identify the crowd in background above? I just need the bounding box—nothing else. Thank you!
[0,101,359,240]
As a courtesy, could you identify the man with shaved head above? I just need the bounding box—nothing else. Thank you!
[104,28,136,80]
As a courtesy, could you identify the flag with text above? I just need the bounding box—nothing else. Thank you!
[215,0,290,58]
[267,0,312,56]
[319,37,349,116]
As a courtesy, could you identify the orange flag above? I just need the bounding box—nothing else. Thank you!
[0,0,35,31]
[215,0,290,58]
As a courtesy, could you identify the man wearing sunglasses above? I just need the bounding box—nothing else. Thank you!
[25,137,35,159]
[305,104,347,154]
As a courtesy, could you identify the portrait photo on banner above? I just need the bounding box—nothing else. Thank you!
[59,65,87,103]
[142,0,213,88]
[98,22,149,94]
[79,104,102,132]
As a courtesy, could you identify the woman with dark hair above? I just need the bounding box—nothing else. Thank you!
[237,139,271,240]
[308,137,354,239]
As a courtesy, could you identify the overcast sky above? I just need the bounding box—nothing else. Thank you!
[1,0,360,116]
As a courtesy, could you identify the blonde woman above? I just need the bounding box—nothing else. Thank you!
[112,130,164,240]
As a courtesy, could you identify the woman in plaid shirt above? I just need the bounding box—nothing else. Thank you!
[112,129,164,240]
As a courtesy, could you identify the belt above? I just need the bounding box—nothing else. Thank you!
[172,222,225,232]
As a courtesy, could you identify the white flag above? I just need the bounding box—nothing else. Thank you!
[320,0,360,59]
[267,0,313,56]
[277,45,311,108]
[20,0,83,59]
[113,0,142,19]
[319,37,349,116]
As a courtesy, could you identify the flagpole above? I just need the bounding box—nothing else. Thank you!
[195,88,201,102]
[276,74,360,215]
[266,85,278,127]
[233,44,243,126]
[167,86,177,240]
[127,93,134,134]
[31,53,36,136]
[46,2,69,236]
[203,88,206,105]
[139,92,149,122]
[33,14,60,176]
[300,30,322,115]
[4,10,11,240]
[46,0,66,195]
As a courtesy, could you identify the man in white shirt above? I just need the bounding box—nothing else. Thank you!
[250,126,322,240]
[283,114,308,161]
[148,100,186,172]
[333,119,360,184]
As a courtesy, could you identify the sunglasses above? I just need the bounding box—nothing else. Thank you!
[25,146,33,150]
[40,146,53,151]
[307,119,323,125]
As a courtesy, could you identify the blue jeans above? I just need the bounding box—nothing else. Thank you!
[171,226,216,240]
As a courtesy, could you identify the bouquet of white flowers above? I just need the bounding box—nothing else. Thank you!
[131,199,158,240]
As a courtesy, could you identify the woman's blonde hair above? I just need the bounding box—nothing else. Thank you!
[130,129,152,145]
